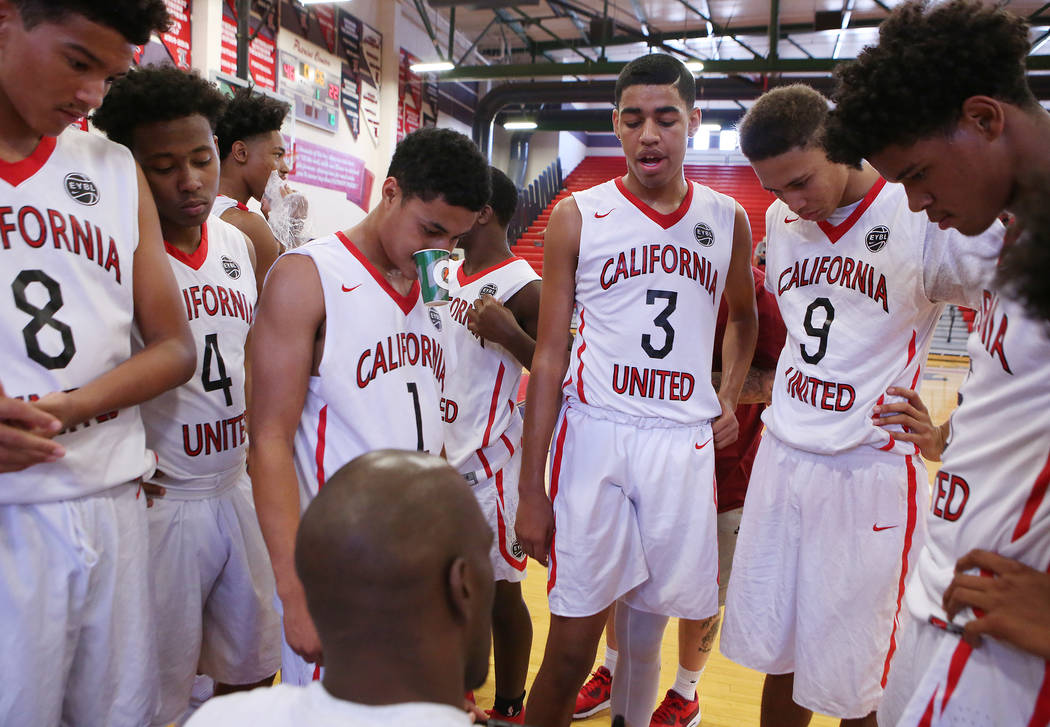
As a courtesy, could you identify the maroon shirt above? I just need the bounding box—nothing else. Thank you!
[712,266,786,512]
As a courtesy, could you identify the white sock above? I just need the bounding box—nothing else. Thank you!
[671,665,703,700]
[604,646,619,676]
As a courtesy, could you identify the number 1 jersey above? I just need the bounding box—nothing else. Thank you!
[565,177,736,424]
[763,178,1002,455]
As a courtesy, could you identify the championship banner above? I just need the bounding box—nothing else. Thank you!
[314,6,337,54]
[286,136,372,210]
[358,21,383,148]
[220,0,277,91]
[398,49,438,142]
[341,62,361,140]
[133,0,191,69]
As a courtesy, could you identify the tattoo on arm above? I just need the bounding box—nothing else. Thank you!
[712,367,776,405]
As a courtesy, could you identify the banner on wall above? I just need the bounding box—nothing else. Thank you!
[340,63,361,140]
[133,0,191,69]
[220,0,277,91]
[286,136,373,211]
[337,10,362,140]
[397,49,438,143]
[358,21,383,148]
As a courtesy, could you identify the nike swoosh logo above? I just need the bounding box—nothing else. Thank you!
[594,209,614,218]
[694,438,712,450]
[873,524,898,532]
[341,284,361,293]
[784,216,799,223]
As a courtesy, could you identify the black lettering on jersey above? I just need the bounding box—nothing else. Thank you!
[781,366,856,411]
[356,333,446,389]
[931,470,969,521]
[600,243,717,301]
[64,173,99,206]
[0,206,122,283]
[976,290,1013,374]
[777,255,889,314]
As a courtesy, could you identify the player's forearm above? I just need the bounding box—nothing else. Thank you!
[248,438,305,596]
[717,316,758,410]
[503,328,537,370]
[712,365,776,405]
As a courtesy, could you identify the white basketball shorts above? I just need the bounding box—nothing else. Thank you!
[0,483,157,727]
[720,432,928,719]
[546,401,719,620]
[467,445,528,583]
[148,471,282,726]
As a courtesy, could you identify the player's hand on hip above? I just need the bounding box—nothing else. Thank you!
[0,383,65,473]
[943,549,1050,659]
[872,386,945,460]
[515,488,554,566]
[282,584,324,665]
[712,396,739,449]
[466,295,517,345]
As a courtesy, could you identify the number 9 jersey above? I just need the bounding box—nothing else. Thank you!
[565,177,736,424]
[0,131,149,504]
[762,178,1003,455]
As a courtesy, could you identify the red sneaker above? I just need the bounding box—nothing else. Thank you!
[486,706,526,724]
[649,689,700,727]
[573,666,612,719]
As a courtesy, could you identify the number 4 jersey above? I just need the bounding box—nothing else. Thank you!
[136,217,256,486]
[566,177,736,424]
[0,130,150,503]
[763,178,1002,455]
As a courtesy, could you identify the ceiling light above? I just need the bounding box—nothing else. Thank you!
[410,61,455,73]
[685,61,705,73]
[503,120,538,130]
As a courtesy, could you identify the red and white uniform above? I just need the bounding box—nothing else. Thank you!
[444,256,538,581]
[548,177,735,619]
[0,130,155,726]
[880,288,1050,726]
[139,217,280,726]
[721,178,1003,719]
[282,232,449,684]
[211,194,249,218]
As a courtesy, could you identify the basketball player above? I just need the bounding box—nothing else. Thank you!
[186,450,494,727]
[215,87,290,292]
[825,1,1050,723]
[249,127,490,686]
[718,84,1002,727]
[0,2,199,725]
[92,66,282,725]
[516,53,759,727]
[444,166,540,723]
[574,264,786,727]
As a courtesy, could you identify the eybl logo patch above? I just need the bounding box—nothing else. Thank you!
[480,283,498,297]
[865,225,890,252]
[694,222,714,247]
[221,255,241,280]
[64,173,99,205]
[429,308,442,330]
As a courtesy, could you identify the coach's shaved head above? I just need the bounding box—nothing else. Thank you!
[295,449,495,706]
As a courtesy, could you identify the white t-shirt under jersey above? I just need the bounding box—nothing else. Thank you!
[565,177,736,424]
[186,682,472,727]
[762,177,1002,455]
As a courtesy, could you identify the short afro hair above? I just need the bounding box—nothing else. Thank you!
[739,84,830,162]
[13,0,169,45]
[387,127,491,213]
[215,87,291,160]
[92,66,227,149]
[825,0,1037,166]
[615,53,696,109]
[487,166,518,228]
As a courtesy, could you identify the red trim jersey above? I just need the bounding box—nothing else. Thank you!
[442,256,539,480]
[565,177,736,424]
[289,232,449,508]
[906,288,1050,624]
[212,194,249,217]
[137,217,256,487]
[762,179,1002,455]
[0,130,150,504]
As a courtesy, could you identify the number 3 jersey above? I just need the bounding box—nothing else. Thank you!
[136,217,256,487]
[762,178,1002,455]
[0,130,150,504]
[289,232,449,508]
[566,177,735,424]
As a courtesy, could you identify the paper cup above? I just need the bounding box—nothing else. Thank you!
[412,248,452,306]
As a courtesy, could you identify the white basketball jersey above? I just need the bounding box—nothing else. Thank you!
[290,232,448,508]
[762,178,1002,455]
[137,217,256,488]
[211,194,246,218]
[565,177,735,424]
[906,289,1050,623]
[0,130,149,504]
[443,256,539,479]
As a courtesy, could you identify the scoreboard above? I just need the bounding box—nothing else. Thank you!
[278,49,339,133]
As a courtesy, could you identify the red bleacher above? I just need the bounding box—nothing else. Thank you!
[511,156,774,277]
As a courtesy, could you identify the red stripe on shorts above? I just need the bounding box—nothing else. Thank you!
[1027,661,1050,727]
[881,455,919,687]
[315,405,328,490]
[495,468,527,571]
[483,363,506,447]
[938,639,975,713]
[1012,447,1050,542]
[547,414,570,594]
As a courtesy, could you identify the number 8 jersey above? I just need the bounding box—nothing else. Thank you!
[0,130,149,503]
[565,177,735,424]
[762,178,1002,455]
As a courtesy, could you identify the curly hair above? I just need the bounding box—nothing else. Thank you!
[615,53,695,109]
[997,182,1050,324]
[488,166,518,228]
[825,0,1036,166]
[215,87,291,160]
[739,84,830,162]
[13,0,169,45]
[387,127,491,212]
[92,66,227,149]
